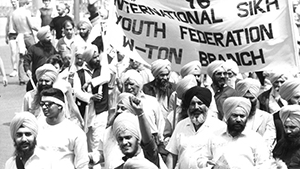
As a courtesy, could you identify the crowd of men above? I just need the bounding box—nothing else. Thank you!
[3,0,300,169]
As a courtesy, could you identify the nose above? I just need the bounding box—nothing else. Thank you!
[286,128,292,134]
[21,134,27,141]
[235,116,241,122]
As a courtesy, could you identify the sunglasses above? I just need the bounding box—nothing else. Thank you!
[40,101,57,108]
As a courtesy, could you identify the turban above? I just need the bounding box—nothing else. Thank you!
[151,59,171,77]
[182,86,212,108]
[265,71,287,84]
[117,92,135,114]
[279,105,300,127]
[124,157,158,169]
[207,60,226,78]
[223,97,251,121]
[37,26,51,41]
[176,74,197,99]
[235,78,261,98]
[77,19,92,31]
[35,63,58,81]
[180,61,202,78]
[41,88,65,106]
[10,112,38,140]
[113,112,141,141]
[224,59,239,75]
[121,69,143,89]
[82,44,98,63]
[279,78,300,101]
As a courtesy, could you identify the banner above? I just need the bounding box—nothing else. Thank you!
[106,0,300,73]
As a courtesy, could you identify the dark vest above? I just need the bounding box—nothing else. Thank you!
[75,67,109,118]
[39,7,53,26]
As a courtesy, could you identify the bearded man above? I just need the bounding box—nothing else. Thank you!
[198,97,269,169]
[143,59,176,118]
[23,64,58,118]
[273,105,300,169]
[23,26,58,91]
[5,112,45,169]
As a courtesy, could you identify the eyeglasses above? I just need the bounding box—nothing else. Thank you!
[39,101,56,108]
[215,71,228,77]
[117,105,127,111]
[194,74,201,78]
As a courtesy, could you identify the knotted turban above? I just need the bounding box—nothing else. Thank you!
[35,63,58,82]
[223,97,251,121]
[235,78,261,98]
[279,78,300,101]
[180,61,201,78]
[151,59,171,77]
[206,60,225,78]
[280,105,300,127]
[10,112,38,140]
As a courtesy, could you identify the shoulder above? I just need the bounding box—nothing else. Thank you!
[5,156,16,169]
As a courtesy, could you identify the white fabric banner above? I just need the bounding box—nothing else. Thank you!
[106,0,300,73]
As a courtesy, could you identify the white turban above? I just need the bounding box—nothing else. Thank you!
[77,19,93,31]
[117,92,135,114]
[279,78,300,101]
[180,61,201,78]
[265,71,287,84]
[121,69,144,89]
[280,105,300,127]
[10,112,38,140]
[35,64,58,81]
[223,97,251,121]
[176,74,197,99]
[37,26,51,41]
[82,44,98,63]
[235,78,261,98]
[224,59,239,75]
[151,59,171,77]
[206,60,226,78]
[113,112,141,141]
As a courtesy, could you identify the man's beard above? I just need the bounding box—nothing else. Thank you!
[42,40,53,53]
[212,77,226,90]
[14,138,37,158]
[227,118,247,137]
[285,130,300,148]
[155,78,170,98]
[88,60,100,70]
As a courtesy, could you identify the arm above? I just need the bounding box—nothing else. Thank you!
[73,72,93,103]
[74,129,89,169]
[65,87,84,126]
[23,47,33,77]
[166,153,177,169]
[5,14,10,44]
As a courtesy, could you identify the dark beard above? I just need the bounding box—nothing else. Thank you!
[227,118,247,137]
[42,41,53,53]
[155,79,170,98]
[88,60,100,70]
[285,130,300,148]
[14,138,37,159]
[212,77,225,90]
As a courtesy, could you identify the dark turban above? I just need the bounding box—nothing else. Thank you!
[182,86,212,108]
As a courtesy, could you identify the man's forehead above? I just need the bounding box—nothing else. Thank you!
[231,107,248,116]
[39,75,53,81]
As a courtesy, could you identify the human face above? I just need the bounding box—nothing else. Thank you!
[14,127,36,154]
[284,119,300,142]
[64,23,74,39]
[116,101,128,114]
[289,93,300,105]
[78,25,90,39]
[124,79,140,96]
[88,51,100,69]
[38,75,53,91]
[40,100,62,119]
[227,108,248,135]
[116,130,139,158]
[188,96,208,126]
[273,76,286,92]
[156,68,170,84]
[129,59,141,69]
[11,0,18,8]
[56,4,65,16]
[212,68,228,88]
[43,0,51,8]
[243,92,257,117]
[75,54,84,67]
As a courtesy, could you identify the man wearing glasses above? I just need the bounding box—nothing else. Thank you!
[37,87,89,169]
[207,60,236,120]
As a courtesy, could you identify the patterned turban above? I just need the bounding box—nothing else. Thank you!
[207,60,226,78]
[113,112,141,141]
[82,44,98,63]
[37,26,51,41]
[224,59,239,75]
[279,78,300,101]
[280,105,300,127]
[10,112,38,140]
[117,92,135,114]
[121,69,144,89]
[77,19,93,31]
[182,86,212,108]
[151,59,171,77]
[223,97,251,121]
[35,64,58,81]
[235,78,261,98]
[180,61,201,78]
[176,74,197,99]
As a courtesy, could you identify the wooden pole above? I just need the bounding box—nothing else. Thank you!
[73,0,80,24]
